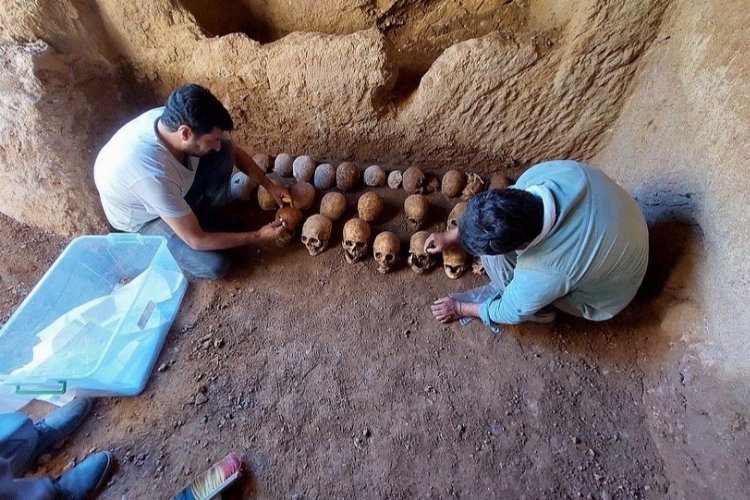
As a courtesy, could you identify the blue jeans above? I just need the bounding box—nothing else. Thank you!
[0,413,55,500]
[139,141,236,281]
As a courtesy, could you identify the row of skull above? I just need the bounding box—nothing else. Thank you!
[300,215,482,278]
[232,152,513,202]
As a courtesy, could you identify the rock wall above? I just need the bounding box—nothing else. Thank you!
[593,0,750,496]
[1,0,749,496]
[0,1,124,234]
[0,0,668,235]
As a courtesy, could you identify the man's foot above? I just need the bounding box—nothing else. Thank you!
[33,398,94,456]
[53,451,113,500]
[529,306,557,324]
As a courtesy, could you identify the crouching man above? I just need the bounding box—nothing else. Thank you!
[94,84,289,280]
[427,160,649,328]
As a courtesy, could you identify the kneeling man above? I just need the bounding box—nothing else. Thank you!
[94,84,289,279]
[427,160,649,327]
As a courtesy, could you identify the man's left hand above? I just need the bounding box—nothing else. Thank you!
[431,297,461,323]
[267,182,291,207]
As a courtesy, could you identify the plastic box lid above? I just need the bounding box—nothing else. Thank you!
[0,234,187,396]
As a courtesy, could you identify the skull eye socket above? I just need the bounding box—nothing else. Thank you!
[355,242,365,249]
[385,254,394,262]
[301,236,308,243]
[375,252,382,259]
[446,265,459,273]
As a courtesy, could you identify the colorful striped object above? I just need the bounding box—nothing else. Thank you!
[173,452,242,500]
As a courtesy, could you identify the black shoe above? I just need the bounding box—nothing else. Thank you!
[53,451,113,500]
[33,398,94,456]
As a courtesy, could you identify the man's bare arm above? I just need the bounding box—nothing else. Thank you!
[162,212,283,251]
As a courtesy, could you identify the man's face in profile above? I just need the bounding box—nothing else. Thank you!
[185,127,225,156]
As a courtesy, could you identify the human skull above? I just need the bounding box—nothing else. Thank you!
[402,167,426,194]
[373,231,400,273]
[426,174,441,194]
[447,201,468,230]
[257,182,279,211]
[357,192,384,223]
[301,214,333,256]
[275,206,304,246]
[462,172,486,199]
[253,153,272,172]
[336,162,359,192]
[404,194,429,230]
[313,163,336,190]
[290,181,316,211]
[443,245,468,279]
[293,155,316,183]
[364,165,386,187]
[441,170,466,198]
[387,170,402,189]
[489,173,512,191]
[342,218,371,263]
[273,153,293,177]
[407,231,436,274]
[472,256,487,275]
[320,192,347,221]
[229,171,257,201]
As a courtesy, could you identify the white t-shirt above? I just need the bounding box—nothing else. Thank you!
[94,107,200,232]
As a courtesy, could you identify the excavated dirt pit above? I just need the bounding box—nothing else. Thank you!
[2,0,748,498]
[2,177,690,498]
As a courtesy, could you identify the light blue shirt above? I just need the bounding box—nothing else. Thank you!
[478,161,649,325]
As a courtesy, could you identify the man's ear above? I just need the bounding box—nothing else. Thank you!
[177,125,193,142]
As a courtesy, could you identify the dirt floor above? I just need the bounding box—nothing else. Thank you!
[0,179,691,499]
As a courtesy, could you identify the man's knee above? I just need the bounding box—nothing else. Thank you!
[183,252,230,281]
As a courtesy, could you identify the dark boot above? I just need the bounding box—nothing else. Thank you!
[53,451,113,500]
[33,398,93,457]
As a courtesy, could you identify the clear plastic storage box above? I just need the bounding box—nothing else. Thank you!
[0,234,187,399]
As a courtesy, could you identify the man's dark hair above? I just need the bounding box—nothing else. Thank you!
[458,188,544,256]
[160,84,234,136]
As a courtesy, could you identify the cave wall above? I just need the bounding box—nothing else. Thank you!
[592,1,750,496]
[0,0,135,234]
[0,0,669,235]
[1,0,749,495]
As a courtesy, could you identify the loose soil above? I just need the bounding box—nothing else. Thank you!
[1,184,676,498]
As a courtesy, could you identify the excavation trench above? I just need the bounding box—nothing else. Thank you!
[0,0,748,497]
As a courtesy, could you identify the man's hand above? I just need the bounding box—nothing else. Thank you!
[254,220,285,241]
[266,182,291,208]
[424,232,449,254]
[431,297,462,323]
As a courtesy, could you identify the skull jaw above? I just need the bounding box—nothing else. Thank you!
[344,248,367,263]
[407,218,424,231]
[276,231,295,247]
[444,264,466,279]
[375,257,396,274]
[376,263,391,274]
[408,253,434,274]
[305,241,328,256]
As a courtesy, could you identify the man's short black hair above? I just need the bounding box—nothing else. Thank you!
[458,188,544,256]
[160,84,234,136]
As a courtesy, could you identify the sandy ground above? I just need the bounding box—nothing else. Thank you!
[0,183,680,498]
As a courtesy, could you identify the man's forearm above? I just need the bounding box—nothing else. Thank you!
[186,229,264,251]
[457,301,480,319]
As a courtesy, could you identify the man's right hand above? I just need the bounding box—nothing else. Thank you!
[424,232,448,254]
[254,220,285,241]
